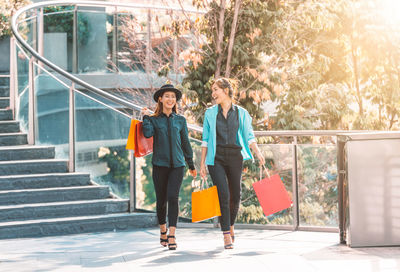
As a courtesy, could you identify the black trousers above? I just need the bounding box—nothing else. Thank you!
[152,165,184,227]
[208,147,243,232]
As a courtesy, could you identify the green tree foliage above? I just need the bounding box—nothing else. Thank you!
[113,0,400,227]
[180,0,280,124]
[0,0,31,38]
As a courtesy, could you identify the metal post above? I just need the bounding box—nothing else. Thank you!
[129,150,136,212]
[292,136,299,230]
[28,58,35,145]
[337,138,346,244]
[37,8,44,68]
[72,5,78,73]
[32,9,38,52]
[112,7,118,70]
[146,9,151,73]
[9,37,16,119]
[69,83,76,172]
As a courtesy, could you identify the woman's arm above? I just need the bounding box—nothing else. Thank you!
[180,118,195,172]
[200,146,208,179]
[244,110,265,166]
[200,111,210,179]
[141,107,154,138]
[250,142,265,166]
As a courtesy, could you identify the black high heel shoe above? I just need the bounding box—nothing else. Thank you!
[160,229,168,247]
[167,235,177,250]
[223,231,233,249]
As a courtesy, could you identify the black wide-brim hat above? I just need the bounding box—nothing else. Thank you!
[153,84,182,102]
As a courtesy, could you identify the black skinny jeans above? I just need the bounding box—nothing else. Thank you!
[152,165,184,227]
[208,147,243,232]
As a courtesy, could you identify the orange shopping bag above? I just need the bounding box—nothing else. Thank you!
[252,166,292,217]
[134,121,153,157]
[191,178,221,223]
[126,119,140,150]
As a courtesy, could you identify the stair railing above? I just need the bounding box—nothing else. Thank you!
[11,1,203,213]
[11,0,369,232]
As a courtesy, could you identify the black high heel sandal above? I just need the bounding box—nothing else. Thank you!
[167,235,177,250]
[223,231,233,249]
[160,229,168,247]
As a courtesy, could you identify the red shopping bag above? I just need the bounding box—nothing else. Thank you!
[134,121,153,157]
[252,169,292,217]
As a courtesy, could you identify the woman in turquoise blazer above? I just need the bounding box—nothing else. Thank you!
[200,78,265,249]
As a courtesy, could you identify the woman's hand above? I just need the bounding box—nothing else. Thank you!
[141,107,151,116]
[256,151,265,166]
[200,163,207,179]
[189,169,197,177]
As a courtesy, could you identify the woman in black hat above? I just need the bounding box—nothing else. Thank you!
[141,84,197,250]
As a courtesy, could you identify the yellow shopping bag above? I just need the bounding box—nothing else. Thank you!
[126,119,140,150]
[191,178,221,223]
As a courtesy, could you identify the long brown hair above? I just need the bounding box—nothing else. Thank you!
[152,98,178,117]
[211,77,239,101]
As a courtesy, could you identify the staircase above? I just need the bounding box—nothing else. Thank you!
[0,78,156,239]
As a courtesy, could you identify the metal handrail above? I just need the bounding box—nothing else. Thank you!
[11,1,367,137]
[11,0,371,232]
[11,0,204,133]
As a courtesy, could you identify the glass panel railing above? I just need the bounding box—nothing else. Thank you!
[135,153,154,211]
[15,45,30,132]
[297,144,338,227]
[74,90,131,198]
[34,64,69,159]
[135,137,212,222]
[135,139,294,226]
[17,16,36,49]
[236,144,294,226]
[116,10,148,73]
[43,10,73,72]
[77,10,109,73]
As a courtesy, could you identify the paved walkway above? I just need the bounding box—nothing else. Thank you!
[1,226,400,272]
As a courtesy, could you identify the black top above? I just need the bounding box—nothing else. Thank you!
[216,104,241,149]
[142,112,195,170]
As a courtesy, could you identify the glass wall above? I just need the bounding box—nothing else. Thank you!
[297,144,338,227]
[15,45,30,133]
[75,91,131,198]
[236,144,294,226]
[34,65,70,159]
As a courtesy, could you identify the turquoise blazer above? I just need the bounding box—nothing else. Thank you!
[202,104,256,165]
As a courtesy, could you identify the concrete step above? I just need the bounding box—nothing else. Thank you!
[0,212,157,239]
[0,132,27,146]
[0,159,67,175]
[0,109,12,120]
[0,86,9,97]
[0,145,55,161]
[0,185,110,205]
[0,173,91,190]
[0,199,129,222]
[0,121,19,133]
[0,98,9,108]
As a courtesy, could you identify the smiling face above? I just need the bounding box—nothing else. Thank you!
[159,91,177,111]
[211,83,230,105]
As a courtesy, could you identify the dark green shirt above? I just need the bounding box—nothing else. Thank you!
[142,112,195,170]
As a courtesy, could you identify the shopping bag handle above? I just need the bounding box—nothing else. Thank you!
[259,164,271,180]
[192,177,211,191]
